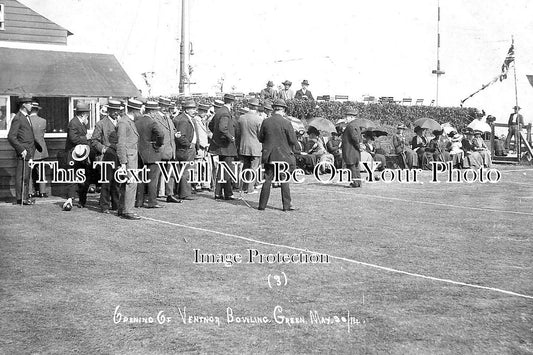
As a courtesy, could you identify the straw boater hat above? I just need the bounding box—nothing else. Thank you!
[126,98,143,111]
[145,101,160,110]
[198,103,210,112]
[158,97,171,107]
[106,99,123,111]
[73,144,90,161]
[213,99,224,108]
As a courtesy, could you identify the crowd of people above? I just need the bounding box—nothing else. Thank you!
[8,92,511,218]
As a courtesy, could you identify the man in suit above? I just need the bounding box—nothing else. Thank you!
[279,80,295,101]
[117,99,142,220]
[8,96,37,205]
[237,98,263,194]
[294,80,314,101]
[136,101,165,208]
[260,81,278,101]
[505,105,524,151]
[28,101,49,198]
[341,109,362,188]
[91,99,122,213]
[173,99,198,200]
[209,94,240,200]
[258,99,298,211]
[63,102,91,210]
[154,96,179,203]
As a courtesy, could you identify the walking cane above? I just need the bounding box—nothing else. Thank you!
[20,157,25,206]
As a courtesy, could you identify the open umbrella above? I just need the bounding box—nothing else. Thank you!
[467,119,492,132]
[286,116,305,132]
[441,122,457,135]
[413,117,441,131]
[307,117,336,134]
[351,118,376,129]
[363,128,388,138]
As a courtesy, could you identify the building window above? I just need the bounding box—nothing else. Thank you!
[0,4,5,31]
[0,96,10,134]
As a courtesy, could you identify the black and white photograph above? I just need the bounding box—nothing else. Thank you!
[0,0,532,353]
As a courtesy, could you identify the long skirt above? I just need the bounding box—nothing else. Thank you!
[477,150,492,167]
[463,151,483,168]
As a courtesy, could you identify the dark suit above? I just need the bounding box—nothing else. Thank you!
[8,110,35,200]
[505,112,524,150]
[153,111,177,197]
[258,113,298,210]
[341,120,361,186]
[29,113,48,195]
[64,116,90,204]
[135,114,165,207]
[209,106,240,198]
[294,89,314,100]
[117,114,140,214]
[173,112,197,198]
[91,117,119,211]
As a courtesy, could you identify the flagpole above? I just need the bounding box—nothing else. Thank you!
[512,36,520,157]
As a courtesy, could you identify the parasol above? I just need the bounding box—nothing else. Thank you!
[413,117,442,131]
[467,119,492,133]
[286,116,305,132]
[307,117,336,134]
[351,118,376,129]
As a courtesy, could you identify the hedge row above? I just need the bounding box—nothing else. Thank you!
[158,96,477,132]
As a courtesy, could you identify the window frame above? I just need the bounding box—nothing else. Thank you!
[0,4,5,31]
[0,95,11,138]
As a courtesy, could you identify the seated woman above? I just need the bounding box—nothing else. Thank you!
[392,124,417,168]
[361,131,386,172]
[411,126,433,169]
[446,132,464,168]
[461,127,484,168]
[426,129,451,164]
[472,129,492,167]
[294,129,315,174]
[326,130,343,169]
[306,126,334,173]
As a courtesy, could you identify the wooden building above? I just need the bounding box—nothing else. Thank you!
[0,0,138,199]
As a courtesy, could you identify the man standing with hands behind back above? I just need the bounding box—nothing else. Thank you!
[342,109,362,188]
[257,99,298,211]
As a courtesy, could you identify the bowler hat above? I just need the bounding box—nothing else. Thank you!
[159,97,171,106]
[248,98,260,107]
[213,99,224,108]
[301,80,309,86]
[272,98,288,109]
[75,102,91,112]
[282,80,292,86]
[31,102,42,110]
[106,99,123,111]
[18,96,33,104]
[181,100,196,109]
[198,103,210,111]
[345,108,358,116]
[224,93,236,102]
[263,101,273,111]
[145,101,160,110]
[126,98,143,110]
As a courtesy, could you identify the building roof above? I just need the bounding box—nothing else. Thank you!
[0,47,139,97]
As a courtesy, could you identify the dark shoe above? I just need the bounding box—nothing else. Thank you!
[214,195,224,200]
[122,213,141,220]
[145,204,164,208]
[224,196,236,201]
[258,207,265,211]
[283,206,298,211]
[166,195,182,203]
[349,182,361,188]
[117,210,124,216]
[181,196,196,201]
[101,209,110,214]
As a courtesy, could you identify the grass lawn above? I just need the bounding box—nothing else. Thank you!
[1,166,532,354]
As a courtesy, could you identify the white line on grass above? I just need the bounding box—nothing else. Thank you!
[301,186,533,216]
[141,216,533,300]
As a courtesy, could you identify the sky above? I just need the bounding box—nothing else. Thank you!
[18,0,533,123]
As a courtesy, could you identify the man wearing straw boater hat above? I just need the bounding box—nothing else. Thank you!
[8,95,38,205]
[258,99,298,211]
[116,98,143,220]
[135,101,165,208]
[62,102,92,210]
[91,99,123,213]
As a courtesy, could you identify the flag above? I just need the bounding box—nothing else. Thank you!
[527,75,533,88]
[499,41,514,81]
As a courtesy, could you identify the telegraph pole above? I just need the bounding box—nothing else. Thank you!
[178,0,190,95]
[431,0,445,106]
